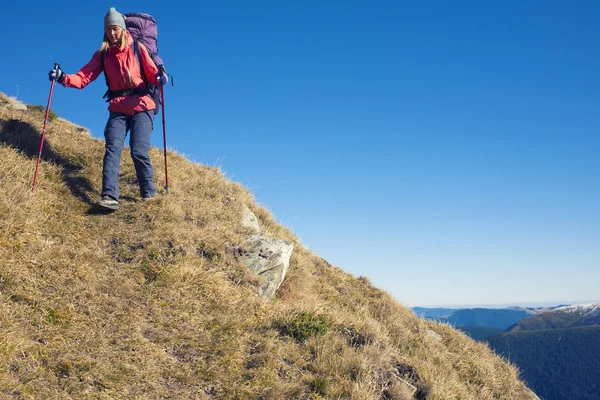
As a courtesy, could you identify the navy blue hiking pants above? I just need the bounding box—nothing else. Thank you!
[102,111,156,200]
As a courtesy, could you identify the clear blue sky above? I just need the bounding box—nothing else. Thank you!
[2,1,599,307]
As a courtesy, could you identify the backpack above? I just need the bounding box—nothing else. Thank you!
[101,12,166,115]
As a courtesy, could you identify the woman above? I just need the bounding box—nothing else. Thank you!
[49,7,168,210]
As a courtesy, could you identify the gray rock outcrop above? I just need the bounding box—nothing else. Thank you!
[240,235,294,299]
[426,329,443,342]
[239,205,294,300]
[241,204,261,232]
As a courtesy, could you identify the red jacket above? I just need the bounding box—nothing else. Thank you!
[62,31,160,115]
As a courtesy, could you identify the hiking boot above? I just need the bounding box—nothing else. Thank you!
[98,195,119,210]
[142,195,157,202]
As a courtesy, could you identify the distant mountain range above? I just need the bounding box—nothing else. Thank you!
[415,302,600,399]
[412,307,461,320]
[413,306,544,335]
[486,325,600,400]
[507,303,600,332]
[455,325,504,340]
[412,304,590,338]
[444,308,534,330]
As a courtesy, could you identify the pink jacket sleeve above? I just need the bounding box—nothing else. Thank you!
[138,43,160,86]
[62,51,103,89]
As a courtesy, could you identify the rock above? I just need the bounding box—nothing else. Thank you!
[393,377,418,397]
[241,204,260,232]
[6,97,27,111]
[427,329,442,342]
[239,235,294,300]
[238,206,294,299]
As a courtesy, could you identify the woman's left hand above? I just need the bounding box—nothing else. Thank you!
[157,73,168,87]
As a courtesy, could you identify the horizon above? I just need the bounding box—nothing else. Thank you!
[2,1,599,306]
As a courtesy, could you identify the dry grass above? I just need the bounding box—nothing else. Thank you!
[0,92,537,399]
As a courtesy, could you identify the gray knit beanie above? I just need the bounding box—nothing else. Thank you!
[104,7,126,31]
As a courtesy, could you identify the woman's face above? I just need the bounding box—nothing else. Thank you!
[104,25,122,45]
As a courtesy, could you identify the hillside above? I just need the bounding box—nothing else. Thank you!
[507,303,600,332]
[411,308,460,320]
[443,309,533,330]
[457,326,504,341]
[487,325,600,400]
[0,93,538,399]
[414,307,536,334]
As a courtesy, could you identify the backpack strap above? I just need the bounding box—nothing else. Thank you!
[133,40,167,88]
[133,40,148,85]
[100,49,110,100]
[133,40,162,115]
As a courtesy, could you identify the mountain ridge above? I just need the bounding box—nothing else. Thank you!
[507,302,600,332]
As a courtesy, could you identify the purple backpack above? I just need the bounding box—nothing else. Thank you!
[124,13,165,72]
[101,12,167,114]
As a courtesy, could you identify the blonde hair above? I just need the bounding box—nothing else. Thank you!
[100,27,127,52]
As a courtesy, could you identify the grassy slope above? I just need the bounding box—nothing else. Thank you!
[0,93,536,399]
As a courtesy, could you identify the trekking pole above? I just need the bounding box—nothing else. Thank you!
[160,86,169,192]
[32,63,59,193]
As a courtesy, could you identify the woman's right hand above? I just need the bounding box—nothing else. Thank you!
[48,66,65,83]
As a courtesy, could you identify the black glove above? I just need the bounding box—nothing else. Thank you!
[157,73,168,87]
[48,66,65,83]
[156,65,168,87]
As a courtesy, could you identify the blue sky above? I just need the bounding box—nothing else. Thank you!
[2,1,599,307]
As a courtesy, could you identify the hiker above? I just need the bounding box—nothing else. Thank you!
[49,7,168,210]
